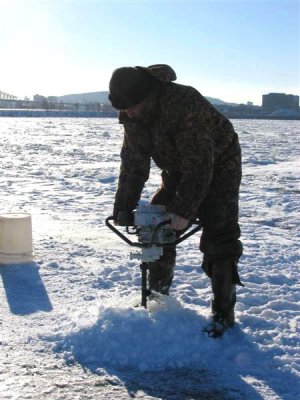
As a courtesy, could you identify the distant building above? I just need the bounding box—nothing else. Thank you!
[47,96,58,103]
[262,93,299,110]
[33,94,46,102]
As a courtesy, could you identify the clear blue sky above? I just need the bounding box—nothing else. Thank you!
[1,0,299,105]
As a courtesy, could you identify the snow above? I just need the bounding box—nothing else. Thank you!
[0,117,299,399]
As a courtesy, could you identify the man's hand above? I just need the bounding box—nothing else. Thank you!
[114,211,134,226]
[169,213,189,231]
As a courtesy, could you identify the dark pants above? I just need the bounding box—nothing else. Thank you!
[198,153,243,263]
[147,245,176,295]
[147,205,242,298]
[149,153,243,319]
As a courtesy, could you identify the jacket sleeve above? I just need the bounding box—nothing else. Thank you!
[113,122,151,219]
[167,110,214,219]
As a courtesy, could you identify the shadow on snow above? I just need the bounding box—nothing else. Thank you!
[0,262,53,315]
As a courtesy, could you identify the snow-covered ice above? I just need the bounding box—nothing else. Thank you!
[0,117,299,399]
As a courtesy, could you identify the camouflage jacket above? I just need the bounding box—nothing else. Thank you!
[113,65,241,220]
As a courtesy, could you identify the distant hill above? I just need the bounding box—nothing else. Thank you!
[58,91,236,106]
[206,96,236,106]
[57,91,109,104]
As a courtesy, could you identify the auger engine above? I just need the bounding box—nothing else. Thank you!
[105,205,201,308]
[130,205,176,262]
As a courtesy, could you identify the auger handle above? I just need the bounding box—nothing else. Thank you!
[105,216,202,247]
[166,221,202,247]
[105,216,143,247]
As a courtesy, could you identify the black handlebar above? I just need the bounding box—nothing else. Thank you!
[105,216,201,248]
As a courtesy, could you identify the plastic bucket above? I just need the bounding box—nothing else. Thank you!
[0,213,34,264]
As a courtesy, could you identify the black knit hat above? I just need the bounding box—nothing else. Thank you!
[109,67,154,110]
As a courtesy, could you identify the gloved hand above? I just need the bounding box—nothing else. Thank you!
[169,213,189,231]
[114,211,134,226]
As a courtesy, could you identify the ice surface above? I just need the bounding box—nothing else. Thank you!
[0,117,299,399]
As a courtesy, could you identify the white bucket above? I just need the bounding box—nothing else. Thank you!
[0,213,34,264]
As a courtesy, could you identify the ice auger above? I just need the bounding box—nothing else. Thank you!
[105,205,201,309]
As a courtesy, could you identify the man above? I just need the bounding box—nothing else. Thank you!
[109,64,243,338]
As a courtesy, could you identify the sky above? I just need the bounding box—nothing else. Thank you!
[0,0,299,105]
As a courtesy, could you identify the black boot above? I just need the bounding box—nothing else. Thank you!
[204,258,239,338]
[147,245,176,295]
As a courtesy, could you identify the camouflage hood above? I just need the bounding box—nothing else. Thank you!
[140,64,177,82]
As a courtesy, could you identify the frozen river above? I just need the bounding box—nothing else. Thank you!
[0,117,299,399]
